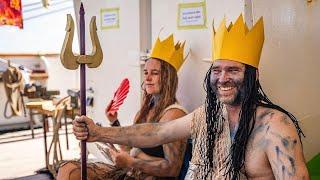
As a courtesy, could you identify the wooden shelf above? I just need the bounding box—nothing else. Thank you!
[30,73,49,80]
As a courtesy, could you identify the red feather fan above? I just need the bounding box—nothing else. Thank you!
[106,78,130,115]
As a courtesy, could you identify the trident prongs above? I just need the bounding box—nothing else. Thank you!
[60,15,103,70]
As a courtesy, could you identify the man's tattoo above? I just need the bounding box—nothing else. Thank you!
[270,115,299,178]
[280,115,291,126]
[251,121,270,137]
[257,110,274,121]
[100,123,165,148]
[274,145,296,177]
[250,112,303,179]
[270,131,297,150]
[250,110,274,138]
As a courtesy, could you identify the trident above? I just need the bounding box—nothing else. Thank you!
[60,3,103,180]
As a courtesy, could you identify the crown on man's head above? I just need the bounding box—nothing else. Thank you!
[150,34,186,71]
[212,14,264,68]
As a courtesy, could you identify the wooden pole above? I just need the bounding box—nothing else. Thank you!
[79,3,87,180]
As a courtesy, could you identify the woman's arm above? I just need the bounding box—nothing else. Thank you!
[127,109,187,177]
[117,112,141,152]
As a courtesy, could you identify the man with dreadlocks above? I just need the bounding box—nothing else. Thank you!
[73,14,309,179]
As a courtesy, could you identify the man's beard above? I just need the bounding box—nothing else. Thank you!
[210,79,245,106]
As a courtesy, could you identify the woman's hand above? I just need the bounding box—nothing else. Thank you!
[105,101,118,124]
[107,144,134,168]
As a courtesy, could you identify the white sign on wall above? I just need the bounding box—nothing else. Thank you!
[177,2,207,29]
[100,8,120,29]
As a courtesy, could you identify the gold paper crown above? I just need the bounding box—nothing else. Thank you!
[150,34,186,71]
[213,14,264,68]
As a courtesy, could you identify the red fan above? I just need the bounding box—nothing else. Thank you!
[106,78,130,115]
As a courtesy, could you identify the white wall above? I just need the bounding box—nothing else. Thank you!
[74,0,143,126]
[152,0,244,112]
[251,0,320,161]
[40,56,79,98]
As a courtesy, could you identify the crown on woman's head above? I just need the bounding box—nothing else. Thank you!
[150,34,186,71]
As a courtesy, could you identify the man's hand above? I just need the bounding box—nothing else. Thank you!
[73,115,100,142]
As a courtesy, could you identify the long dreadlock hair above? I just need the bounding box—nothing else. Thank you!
[202,64,304,179]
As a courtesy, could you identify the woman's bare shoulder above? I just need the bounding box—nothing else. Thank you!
[159,108,187,123]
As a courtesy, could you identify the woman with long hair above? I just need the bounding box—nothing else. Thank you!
[57,34,188,180]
